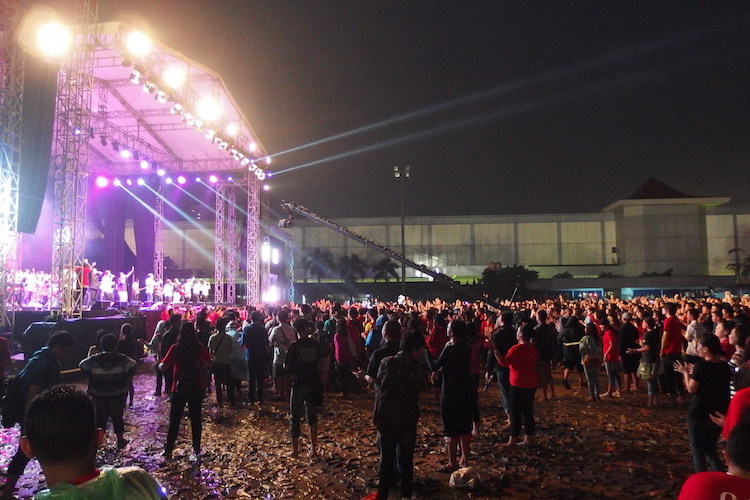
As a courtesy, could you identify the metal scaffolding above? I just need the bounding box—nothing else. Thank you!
[214,181,225,303]
[245,172,260,305]
[226,186,237,304]
[0,0,23,330]
[153,187,163,283]
[50,0,97,318]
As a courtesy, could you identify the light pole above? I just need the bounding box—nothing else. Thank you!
[393,166,410,296]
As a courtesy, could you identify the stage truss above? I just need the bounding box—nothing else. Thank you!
[2,6,272,317]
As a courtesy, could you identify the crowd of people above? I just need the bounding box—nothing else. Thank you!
[3,291,750,498]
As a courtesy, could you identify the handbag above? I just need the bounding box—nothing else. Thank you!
[637,361,657,380]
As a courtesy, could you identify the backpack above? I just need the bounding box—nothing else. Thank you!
[1,376,26,428]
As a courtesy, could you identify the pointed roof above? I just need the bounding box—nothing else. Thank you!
[602,177,729,212]
[627,177,698,199]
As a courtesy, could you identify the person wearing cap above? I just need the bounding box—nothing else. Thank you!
[618,312,641,393]
[2,332,75,499]
[284,318,325,458]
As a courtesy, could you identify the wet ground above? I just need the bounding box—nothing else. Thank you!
[1,360,695,499]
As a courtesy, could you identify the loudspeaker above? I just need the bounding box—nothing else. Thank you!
[92,300,112,311]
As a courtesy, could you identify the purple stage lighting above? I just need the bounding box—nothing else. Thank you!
[120,149,132,159]
[113,178,122,187]
[177,175,186,185]
[95,176,109,188]
[125,178,133,186]
[140,159,150,169]
[165,177,173,184]
[156,167,166,176]
[137,178,145,186]
[209,174,218,183]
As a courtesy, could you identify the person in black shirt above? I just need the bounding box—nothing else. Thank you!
[242,310,269,404]
[486,311,517,425]
[618,312,641,393]
[365,320,402,386]
[284,318,324,458]
[3,331,75,500]
[370,330,427,500]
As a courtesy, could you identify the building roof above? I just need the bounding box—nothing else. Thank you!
[627,177,698,199]
[602,177,729,212]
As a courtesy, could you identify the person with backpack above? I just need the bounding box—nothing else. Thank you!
[2,331,75,500]
[160,322,212,460]
[268,310,297,400]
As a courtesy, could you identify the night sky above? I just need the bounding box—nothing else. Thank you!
[98,2,750,219]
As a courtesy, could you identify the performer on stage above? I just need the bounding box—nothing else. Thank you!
[116,266,134,303]
[145,273,156,302]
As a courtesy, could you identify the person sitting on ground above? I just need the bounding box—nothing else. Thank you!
[79,333,137,449]
[20,384,169,499]
[678,408,750,499]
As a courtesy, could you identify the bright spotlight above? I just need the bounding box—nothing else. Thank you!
[137,178,145,186]
[248,142,257,152]
[208,175,218,184]
[257,171,266,181]
[140,159,150,169]
[196,97,221,122]
[225,123,239,137]
[95,176,109,188]
[165,177,173,184]
[126,31,151,57]
[265,156,272,165]
[263,183,270,191]
[177,175,186,185]
[125,178,133,186]
[162,65,186,89]
[156,168,166,176]
[119,149,132,159]
[195,176,202,183]
[37,22,71,57]
[113,178,122,187]
[227,176,233,182]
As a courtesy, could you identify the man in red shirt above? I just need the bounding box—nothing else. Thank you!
[678,410,750,499]
[661,302,687,401]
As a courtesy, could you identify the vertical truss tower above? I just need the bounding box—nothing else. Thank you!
[0,0,23,330]
[214,181,226,303]
[153,187,164,283]
[51,0,97,318]
[245,172,260,305]
[226,186,237,304]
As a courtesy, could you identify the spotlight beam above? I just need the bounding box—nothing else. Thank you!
[274,54,710,176]
[143,185,217,244]
[268,16,743,163]
[172,184,217,216]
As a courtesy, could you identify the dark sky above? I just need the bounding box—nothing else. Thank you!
[98,2,750,218]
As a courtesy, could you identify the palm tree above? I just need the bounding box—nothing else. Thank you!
[338,254,367,283]
[372,257,399,282]
[727,248,746,284]
[302,247,334,283]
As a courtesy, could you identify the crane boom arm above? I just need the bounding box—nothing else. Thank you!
[280,200,500,310]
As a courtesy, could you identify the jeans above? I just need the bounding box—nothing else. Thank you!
[604,361,621,391]
[496,367,511,416]
[247,359,266,402]
[165,390,203,454]
[94,394,126,436]
[290,384,318,438]
[686,414,725,472]
[583,362,601,398]
[508,386,536,437]
[377,428,416,499]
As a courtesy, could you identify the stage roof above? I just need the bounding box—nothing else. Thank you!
[86,22,269,178]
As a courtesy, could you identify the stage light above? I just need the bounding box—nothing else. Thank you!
[205,129,216,140]
[72,127,81,136]
[193,118,204,130]
[126,31,151,57]
[143,81,157,94]
[266,171,273,178]
[170,103,184,115]
[137,178,145,186]
[119,149,132,159]
[165,177,173,184]
[140,159,150,169]
[133,151,140,161]
[226,123,239,137]
[257,171,266,181]
[156,90,168,103]
[229,149,239,159]
[183,113,195,126]
[261,240,270,262]
[113,178,122,187]
[227,176,233,182]
[195,176,202,183]
[125,178,133,186]
[112,141,120,152]
[248,142,257,152]
[95,176,109,188]
[211,135,222,145]
[240,157,251,167]
[156,168,166,176]
[129,70,142,84]
[37,22,71,57]
[99,135,107,147]
[248,163,257,172]
[263,183,270,192]
[177,175,186,185]
[218,141,229,151]
[162,65,186,89]
[265,156,272,165]
[197,97,221,122]
[209,175,218,183]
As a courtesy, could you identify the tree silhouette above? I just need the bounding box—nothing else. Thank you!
[338,254,368,283]
[372,257,400,282]
[302,247,334,283]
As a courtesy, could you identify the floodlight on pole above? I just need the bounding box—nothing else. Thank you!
[394,165,411,295]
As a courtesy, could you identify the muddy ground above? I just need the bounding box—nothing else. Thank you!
[0,359,697,499]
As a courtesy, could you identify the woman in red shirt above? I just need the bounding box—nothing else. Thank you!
[497,324,539,448]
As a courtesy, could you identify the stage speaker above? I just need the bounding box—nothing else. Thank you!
[92,300,112,310]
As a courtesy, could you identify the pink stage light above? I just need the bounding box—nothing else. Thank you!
[140,159,150,169]
[125,178,133,186]
[113,178,122,187]
[177,175,186,185]
[137,178,145,186]
[156,168,166,176]
[165,177,173,184]
[95,176,109,188]
[209,175,218,183]
[119,149,132,159]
